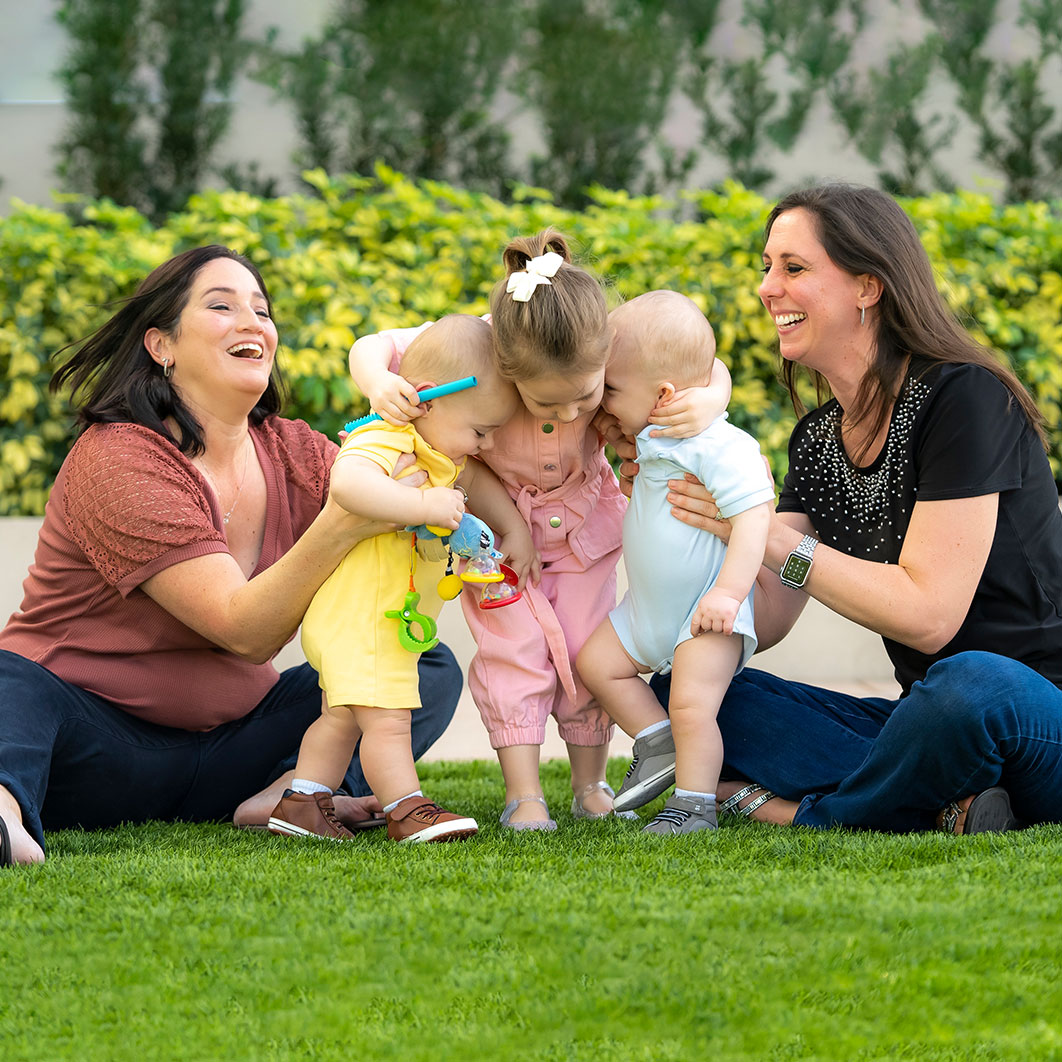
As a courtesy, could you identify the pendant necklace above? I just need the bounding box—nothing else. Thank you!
[202,436,251,526]
[223,438,251,524]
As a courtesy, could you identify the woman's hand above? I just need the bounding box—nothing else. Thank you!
[668,457,775,543]
[667,474,732,543]
[321,452,428,547]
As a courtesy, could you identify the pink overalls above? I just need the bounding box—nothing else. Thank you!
[384,327,625,750]
[461,406,626,749]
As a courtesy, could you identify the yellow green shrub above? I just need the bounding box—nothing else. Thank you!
[1,170,1059,515]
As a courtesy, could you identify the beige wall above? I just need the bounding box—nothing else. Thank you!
[1,0,1040,215]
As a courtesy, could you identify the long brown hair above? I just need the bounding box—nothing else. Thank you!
[767,184,1046,453]
[488,228,609,380]
[51,245,286,456]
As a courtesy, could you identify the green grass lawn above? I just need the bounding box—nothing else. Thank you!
[2,758,1061,1062]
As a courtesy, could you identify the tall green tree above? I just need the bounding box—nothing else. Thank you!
[149,0,245,217]
[921,0,1062,201]
[252,0,519,195]
[55,0,150,211]
[55,0,246,221]
[519,0,693,208]
[683,0,865,191]
[829,37,958,197]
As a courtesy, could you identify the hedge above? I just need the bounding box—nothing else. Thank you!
[1,168,1059,515]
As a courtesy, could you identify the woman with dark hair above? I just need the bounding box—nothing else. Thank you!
[648,183,1062,833]
[0,246,460,866]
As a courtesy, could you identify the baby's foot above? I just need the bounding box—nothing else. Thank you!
[571,781,638,820]
[506,795,553,824]
[499,795,557,831]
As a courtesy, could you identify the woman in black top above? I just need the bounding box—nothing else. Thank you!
[653,183,1062,832]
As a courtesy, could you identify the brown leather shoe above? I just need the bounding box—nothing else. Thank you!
[386,797,478,844]
[267,789,356,841]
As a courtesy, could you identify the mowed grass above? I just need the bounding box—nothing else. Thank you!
[2,758,1060,1062]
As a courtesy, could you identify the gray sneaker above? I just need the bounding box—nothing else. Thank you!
[612,726,676,812]
[642,793,718,835]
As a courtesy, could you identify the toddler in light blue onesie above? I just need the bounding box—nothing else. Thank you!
[577,291,774,835]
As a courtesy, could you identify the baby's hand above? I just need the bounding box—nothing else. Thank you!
[691,588,741,637]
[648,387,715,438]
[495,522,541,589]
[366,371,425,426]
[420,486,465,532]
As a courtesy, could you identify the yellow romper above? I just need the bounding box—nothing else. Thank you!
[300,422,461,709]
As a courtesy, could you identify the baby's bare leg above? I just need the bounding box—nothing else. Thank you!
[352,705,419,808]
[496,744,552,823]
[576,620,665,737]
[292,697,364,792]
[668,634,743,795]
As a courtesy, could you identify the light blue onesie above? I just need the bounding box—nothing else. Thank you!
[609,415,776,675]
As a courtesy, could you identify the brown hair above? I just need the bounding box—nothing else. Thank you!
[766,184,1046,454]
[51,245,285,457]
[488,228,609,380]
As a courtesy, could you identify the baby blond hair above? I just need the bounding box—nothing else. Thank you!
[402,314,513,408]
[401,314,495,384]
[609,290,716,389]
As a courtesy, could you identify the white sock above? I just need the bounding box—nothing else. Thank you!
[383,789,423,814]
[292,778,332,796]
[675,788,716,804]
[635,719,671,740]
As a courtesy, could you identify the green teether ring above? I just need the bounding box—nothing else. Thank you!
[385,590,439,653]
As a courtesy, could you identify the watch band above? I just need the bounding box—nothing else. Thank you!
[780,534,818,589]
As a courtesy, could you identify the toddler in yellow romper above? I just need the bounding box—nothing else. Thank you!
[268,315,524,843]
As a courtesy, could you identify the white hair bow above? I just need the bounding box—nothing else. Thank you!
[506,251,564,302]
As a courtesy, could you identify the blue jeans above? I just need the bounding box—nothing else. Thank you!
[651,650,1062,831]
[0,647,461,850]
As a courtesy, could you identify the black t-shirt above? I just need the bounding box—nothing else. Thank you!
[778,358,1062,693]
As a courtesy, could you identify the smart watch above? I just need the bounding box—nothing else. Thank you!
[780,534,818,590]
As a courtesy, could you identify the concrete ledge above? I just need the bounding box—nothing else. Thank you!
[2,516,899,762]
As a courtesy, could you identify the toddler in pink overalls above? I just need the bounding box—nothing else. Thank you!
[351,230,731,828]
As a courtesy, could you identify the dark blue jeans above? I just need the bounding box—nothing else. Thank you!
[0,647,461,850]
[652,650,1062,832]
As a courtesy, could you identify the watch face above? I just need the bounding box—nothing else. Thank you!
[781,554,811,584]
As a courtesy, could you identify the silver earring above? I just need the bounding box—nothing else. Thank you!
[859,305,865,327]
[162,358,172,378]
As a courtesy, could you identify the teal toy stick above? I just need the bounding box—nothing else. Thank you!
[343,375,478,433]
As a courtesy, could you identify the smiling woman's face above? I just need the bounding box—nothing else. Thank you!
[758,207,866,372]
[147,257,279,404]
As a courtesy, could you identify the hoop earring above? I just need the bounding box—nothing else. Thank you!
[859,305,865,327]
[162,358,172,378]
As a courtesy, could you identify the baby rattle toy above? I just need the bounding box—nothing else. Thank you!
[388,515,523,654]
[409,514,523,611]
